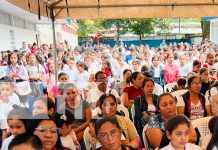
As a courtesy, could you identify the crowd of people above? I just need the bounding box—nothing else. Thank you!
[0,39,218,150]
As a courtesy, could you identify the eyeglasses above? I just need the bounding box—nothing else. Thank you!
[35,126,59,134]
[191,83,202,87]
[102,102,116,107]
[98,129,120,139]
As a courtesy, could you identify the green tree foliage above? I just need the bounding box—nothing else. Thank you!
[201,21,210,40]
[130,18,156,43]
[77,20,104,41]
[101,19,131,42]
[155,18,171,33]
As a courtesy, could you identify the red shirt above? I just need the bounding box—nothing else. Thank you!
[123,86,144,100]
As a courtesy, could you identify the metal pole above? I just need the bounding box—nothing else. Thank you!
[51,7,58,85]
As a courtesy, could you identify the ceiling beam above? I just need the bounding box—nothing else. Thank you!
[54,2,218,9]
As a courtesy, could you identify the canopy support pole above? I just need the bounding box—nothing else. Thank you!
[50,6,58,85]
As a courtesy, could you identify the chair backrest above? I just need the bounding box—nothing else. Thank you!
[142,124,149,150]
[164,82,177,93]
[131,104,135,124]
[153,83,163,95]
[83,127,91,150]
[171,89,188,99]
[91,107,101,117]
[117,104,129,118]
[192,117,213,138]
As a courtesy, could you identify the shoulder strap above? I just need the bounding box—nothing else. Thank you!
[139,95,142,110]
[37,64,39,73]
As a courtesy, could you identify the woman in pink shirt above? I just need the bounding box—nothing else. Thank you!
[164,54,180,84]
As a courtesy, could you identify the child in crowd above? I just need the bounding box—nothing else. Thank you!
[45,62,56,92]
[160,115,202,150]
[53,109,80,150]
[0,76,20,116]
[2,106,31,150]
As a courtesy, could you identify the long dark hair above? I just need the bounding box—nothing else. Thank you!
[126,71,141,84]
[206,119,218,150]
[7,52,21,66]
[102,60,113,77]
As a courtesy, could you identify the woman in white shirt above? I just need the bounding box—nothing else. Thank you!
[160,115,202,150]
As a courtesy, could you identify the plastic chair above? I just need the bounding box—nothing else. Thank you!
[131,104,135,124]
[142,124,149,150]
[83,127,91,150]
[164,82,177,93]
[153,83,163,95]
[191,116,213,146]
[117,104,129,118]
[171,89,188,99]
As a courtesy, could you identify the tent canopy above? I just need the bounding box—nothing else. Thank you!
[7,0,218,19]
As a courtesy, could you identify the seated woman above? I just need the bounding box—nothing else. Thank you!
[177,76,211,121]
[134,78,158,138]
[122,71,144,108]
[62,83,91,149]
[95,117,137,150]
[206,118,218,150]
[98,94,141,149]
[199,68,212,95]
[32,96,55,116]
[160,115,202,150]
[26,113,69,150]
[146,93,197,149]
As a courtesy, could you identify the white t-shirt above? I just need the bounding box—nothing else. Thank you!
[26,64,45,78]
[63,68,77,83]
[0,96,20,116]
[177,96,210,120]
[75,71,89,89]
[60,135,76,150]
[154,66,161,78]
[0,112,7,129]
[160,142,202,150]
[1,135,14,150]
[8,93,20,105]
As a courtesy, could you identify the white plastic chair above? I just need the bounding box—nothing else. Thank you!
[153,83,163,95]
[91,107,101,117]
[117,104,129,118]
[142,124,149,150]
[191,117,213,146]
[164,82,177,93]
[83,127,91,150]
[131,104,135,124]
[171,89,188,99]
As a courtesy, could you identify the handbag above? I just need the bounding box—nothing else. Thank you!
[138,96,152,129]
[15,81,32,95]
